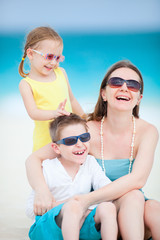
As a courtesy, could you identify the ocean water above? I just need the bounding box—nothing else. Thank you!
[1,31,160,122]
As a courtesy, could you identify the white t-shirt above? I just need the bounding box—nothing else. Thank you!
[26,155,111,220]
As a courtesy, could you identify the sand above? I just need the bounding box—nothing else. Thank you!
[0,103,160,239]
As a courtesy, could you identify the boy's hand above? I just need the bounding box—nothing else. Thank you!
[34,189,56,216]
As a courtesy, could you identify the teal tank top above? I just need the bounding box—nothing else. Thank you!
[96,158,134,181]
[96,158,148,200]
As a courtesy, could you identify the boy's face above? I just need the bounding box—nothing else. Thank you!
[52,123,90,166]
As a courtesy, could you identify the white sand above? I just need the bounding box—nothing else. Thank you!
[0,98,160,239]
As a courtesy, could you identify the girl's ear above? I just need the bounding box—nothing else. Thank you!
[51,143,61,155]
[27,48,34,60]
[137,94,143,105]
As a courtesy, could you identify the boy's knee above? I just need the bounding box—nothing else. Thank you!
[97,202,116,217]
[63,200,83,216]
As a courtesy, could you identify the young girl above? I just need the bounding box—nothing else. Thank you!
[19,26,84,151]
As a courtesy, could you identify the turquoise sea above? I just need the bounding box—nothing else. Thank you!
[1,31,160,120]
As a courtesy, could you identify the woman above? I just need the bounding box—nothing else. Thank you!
[26,60,160,239]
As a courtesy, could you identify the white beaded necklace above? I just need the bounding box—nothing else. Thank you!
[100,115,136,174]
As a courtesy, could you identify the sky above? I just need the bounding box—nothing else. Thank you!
[1,0,160,33]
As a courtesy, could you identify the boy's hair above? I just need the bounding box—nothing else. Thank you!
[50,114,88,142]
[19,26,63,78]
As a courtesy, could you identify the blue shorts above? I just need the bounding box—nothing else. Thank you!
[29,203,101,240]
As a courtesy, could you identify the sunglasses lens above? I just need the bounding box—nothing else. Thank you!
[46,54,54,60]
[64,137,77,146]
[57,56,65,62]
[127,80,141,92]
[79,133,90,142]
[55,56,61,62]
[108,78,123,88]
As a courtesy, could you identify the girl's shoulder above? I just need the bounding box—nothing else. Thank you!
[58,67,65,73]
[55,67,68,82]
[19,77,31,89]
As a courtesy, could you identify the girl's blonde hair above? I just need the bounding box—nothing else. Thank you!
[19,26,63,77]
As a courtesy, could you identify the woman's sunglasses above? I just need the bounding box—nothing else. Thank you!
[55,132,90,146]
[107,77,141,92]
[31,49,64,62]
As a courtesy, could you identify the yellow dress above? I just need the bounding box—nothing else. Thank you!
[24,68,72,151]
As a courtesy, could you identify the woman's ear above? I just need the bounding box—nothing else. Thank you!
[51,143,61,155]
[137,94,143,105]
[101,89,107,102]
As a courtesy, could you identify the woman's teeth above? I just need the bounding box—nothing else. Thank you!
[116,96,130,101]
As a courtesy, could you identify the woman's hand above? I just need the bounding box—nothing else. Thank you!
[72,194,91,212]
[34,189,56,216]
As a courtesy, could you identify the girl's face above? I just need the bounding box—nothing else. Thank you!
[101,67,143,112]
[28,39,63,78]
[52,124,90,167]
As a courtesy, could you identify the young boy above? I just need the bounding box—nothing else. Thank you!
[27,114,118,240]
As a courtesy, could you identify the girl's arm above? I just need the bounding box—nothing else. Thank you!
[75,124,159,209]
[19,80,70,120]
[26,143,57,215]
[60,68,85,117]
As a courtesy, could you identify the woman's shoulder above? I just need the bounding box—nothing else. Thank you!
[87,120,100,134]
[137,118,159,139]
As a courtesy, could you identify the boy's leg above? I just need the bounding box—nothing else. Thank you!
[59,200,84,240]
[114,190,145,240]
[144,199,160,240]
[94,202,118,240]
[29,204,64,240]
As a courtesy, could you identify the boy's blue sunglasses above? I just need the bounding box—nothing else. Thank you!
[55,132,90,146]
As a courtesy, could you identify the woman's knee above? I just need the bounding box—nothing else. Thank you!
[144,200,160,226]
[122,190,145,206]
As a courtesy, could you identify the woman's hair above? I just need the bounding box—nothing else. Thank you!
[88,60,144,121]
[49,113,88,142]
[19,26,63,78]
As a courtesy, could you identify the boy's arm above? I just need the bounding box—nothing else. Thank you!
[26,143,57,215]
[19,80,70,120]
[60,68,85,117]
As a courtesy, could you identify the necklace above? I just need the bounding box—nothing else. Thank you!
[100,115,136,174]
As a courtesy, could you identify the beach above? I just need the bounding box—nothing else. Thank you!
[0,96,160,240]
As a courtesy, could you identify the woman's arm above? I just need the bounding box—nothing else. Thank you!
[60,68,84,117]
[19,80,70,120]
[26,143,57,215]
[75,124,159,208]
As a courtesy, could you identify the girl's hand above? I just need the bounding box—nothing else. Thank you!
[34,189,56,216]
[53,99,70,118]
